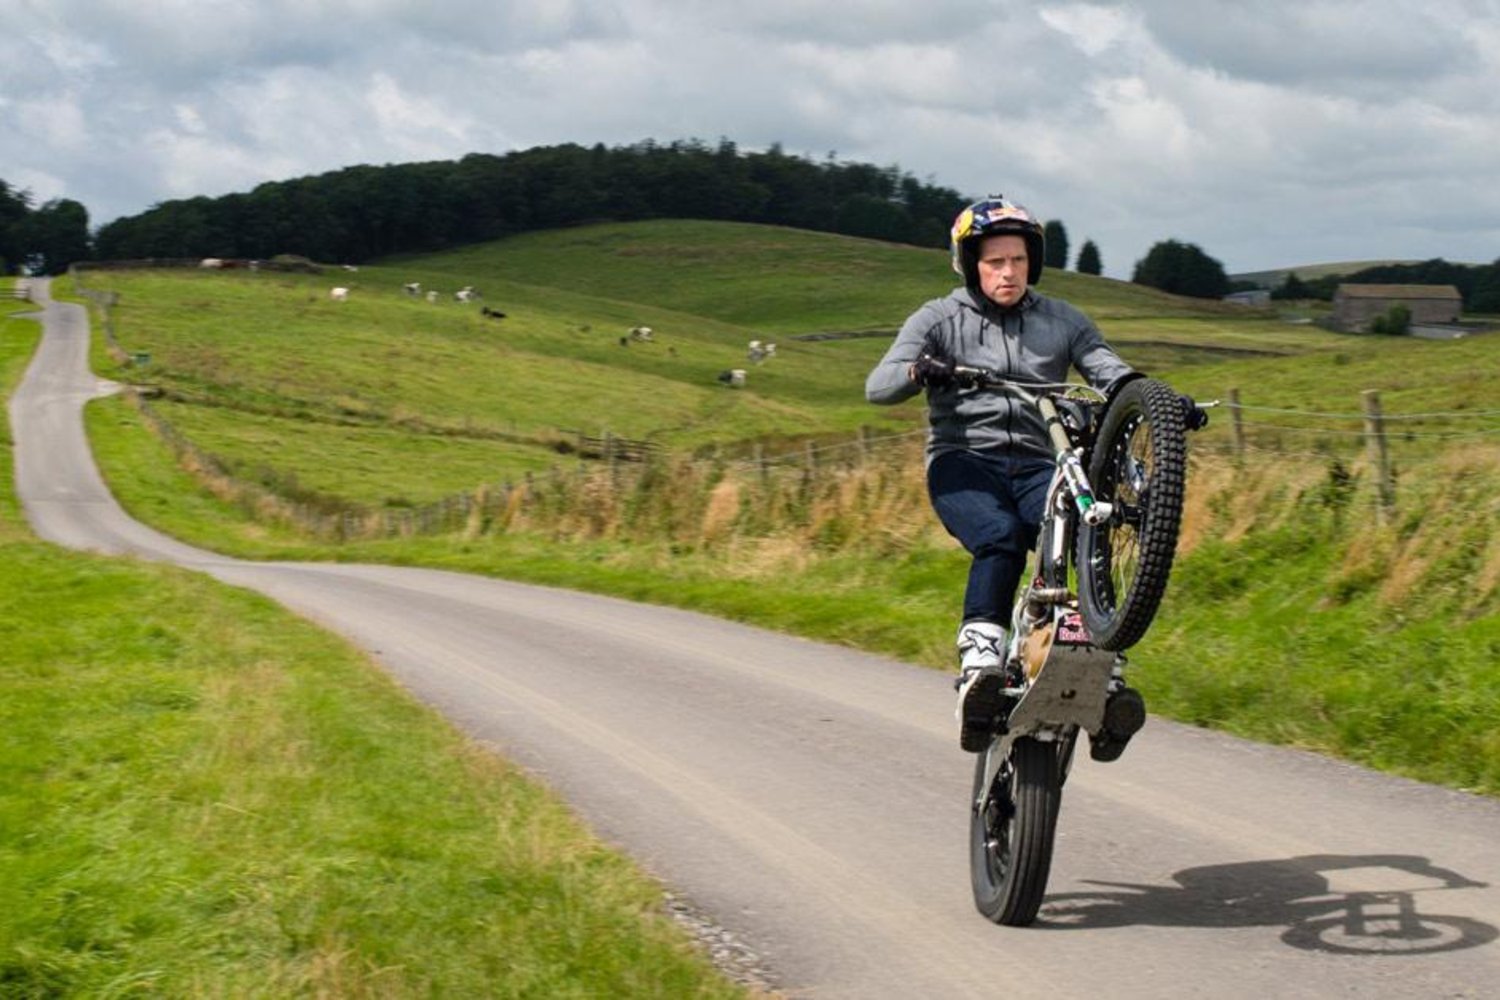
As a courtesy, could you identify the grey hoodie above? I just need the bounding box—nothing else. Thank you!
[865,286,1133,462]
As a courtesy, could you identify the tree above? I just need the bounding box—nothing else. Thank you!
[13,198,91,274]
[1043,219,1069,270]
[92,139,971,263]
[1272,272,1309,300]
[1369,304,1411,335]
[1131,239,1231,299]
[0,179,31,274]
[1075,239,1102,276]
[834,194,914,242]
[1469,259,1500,314]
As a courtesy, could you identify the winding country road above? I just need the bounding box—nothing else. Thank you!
[12,279,1500,998]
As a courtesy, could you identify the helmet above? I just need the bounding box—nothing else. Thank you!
[950,196,1045,289]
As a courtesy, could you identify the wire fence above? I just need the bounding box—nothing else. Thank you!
[121,378,1500,547]
[70,261,1499,539]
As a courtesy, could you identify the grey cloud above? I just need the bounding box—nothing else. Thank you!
[1134,0,1483,93]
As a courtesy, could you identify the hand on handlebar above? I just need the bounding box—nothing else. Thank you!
[1179,394,1210,431]
[911,352,959,389]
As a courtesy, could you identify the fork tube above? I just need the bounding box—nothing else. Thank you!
[1039,397,1098,512]
[1037,397,1074,455]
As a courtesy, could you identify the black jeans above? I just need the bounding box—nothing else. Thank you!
[927,450,1054,626]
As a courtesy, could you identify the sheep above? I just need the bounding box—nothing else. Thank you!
[716,368,747,388]
[748,340,778,364]
[199,257,224,269]
[455,285,480,302]
[628,325,654,342]
[425,290,439,304]
[403,281,422,297]
[330,286,350,302]
[481,306,507,319]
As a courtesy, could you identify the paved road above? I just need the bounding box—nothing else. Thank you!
[12,279,1500,998]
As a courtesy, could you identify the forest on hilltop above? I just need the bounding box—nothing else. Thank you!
[87,139,968,267]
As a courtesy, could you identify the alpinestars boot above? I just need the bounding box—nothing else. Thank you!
[954,621,1008,753]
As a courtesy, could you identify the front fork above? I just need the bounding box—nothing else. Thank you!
[1037,395,1112,527]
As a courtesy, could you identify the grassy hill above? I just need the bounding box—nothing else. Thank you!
[58,220,1500,798]
[1231,260,1421,288]
[78,220,1362,507]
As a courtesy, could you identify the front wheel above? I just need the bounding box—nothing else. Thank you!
[1076,378,1188,650]
[970,737,1064,926]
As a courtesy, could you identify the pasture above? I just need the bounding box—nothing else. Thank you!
[61,221,1500,795]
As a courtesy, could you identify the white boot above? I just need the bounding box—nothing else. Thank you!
[955,621,1008,752]
[956,620,1007,674]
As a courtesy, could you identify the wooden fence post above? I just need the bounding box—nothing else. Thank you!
[1227,387,1246,458]
[1362,389,1395,522]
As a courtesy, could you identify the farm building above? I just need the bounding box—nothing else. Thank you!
[1331,283,1461,332]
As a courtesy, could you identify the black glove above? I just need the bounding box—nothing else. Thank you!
[912,352,957,389]
[1179,394,1209,431]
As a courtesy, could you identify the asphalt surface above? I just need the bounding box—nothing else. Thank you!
[11,278,1500,998]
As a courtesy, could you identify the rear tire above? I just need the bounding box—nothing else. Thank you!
[970,737,1064,926]
[1076,378,1187,650]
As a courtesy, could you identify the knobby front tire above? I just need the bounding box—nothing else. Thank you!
[1076,377,1188,651]
[970,737,1064,926]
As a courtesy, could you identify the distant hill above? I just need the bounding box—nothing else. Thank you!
[1232,261,1421,289]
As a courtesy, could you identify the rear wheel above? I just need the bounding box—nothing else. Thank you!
[970,737,1064,926]
[1076,378,1187,650]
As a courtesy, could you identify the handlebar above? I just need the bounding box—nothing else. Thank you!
[944,359,1214,432]
[947,363,1108,404]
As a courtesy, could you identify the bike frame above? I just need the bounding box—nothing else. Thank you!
[952,370,1127,802]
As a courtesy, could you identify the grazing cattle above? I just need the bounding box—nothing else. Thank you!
[628,325,654,342]
[425,290,439,304]
[403,281,422,297]
[716,368,747,388]
[330,286,350,302]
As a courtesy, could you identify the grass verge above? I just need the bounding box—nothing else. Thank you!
[1,292,749,997]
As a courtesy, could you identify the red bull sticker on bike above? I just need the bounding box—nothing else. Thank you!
[1057,612,1092,646]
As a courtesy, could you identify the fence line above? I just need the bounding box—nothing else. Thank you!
[124,379,1471,548]
[69,262,1493,536]
[1227,402,1500,421]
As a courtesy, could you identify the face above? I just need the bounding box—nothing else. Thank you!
[975,233,1029,308]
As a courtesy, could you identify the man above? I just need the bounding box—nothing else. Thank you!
[864,196,1138,752]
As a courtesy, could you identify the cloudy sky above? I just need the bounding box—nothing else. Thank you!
[3,0,1498,277]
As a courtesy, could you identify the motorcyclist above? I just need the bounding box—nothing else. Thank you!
[864,196,1144,754]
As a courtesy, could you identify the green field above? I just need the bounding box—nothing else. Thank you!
[76,220,1387,507]
[59,220,1500,797]
[1,279,750,995]
[8,225,1500,988]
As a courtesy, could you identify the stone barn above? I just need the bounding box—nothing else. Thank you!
[1331,283,1462,332]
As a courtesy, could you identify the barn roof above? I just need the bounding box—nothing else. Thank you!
[1334,283,1462,300]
